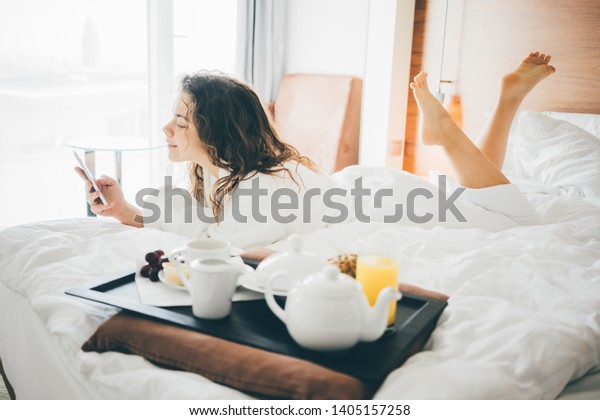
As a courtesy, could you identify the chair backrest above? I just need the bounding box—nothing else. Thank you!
[272,74,362,174]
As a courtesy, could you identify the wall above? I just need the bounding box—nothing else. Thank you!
[362,0,415,167]
[283,0,370,77]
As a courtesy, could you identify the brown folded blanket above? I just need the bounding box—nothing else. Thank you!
[83,312,374,399]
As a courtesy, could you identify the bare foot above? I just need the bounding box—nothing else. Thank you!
[500,51,556,103]
[410,71,462,147]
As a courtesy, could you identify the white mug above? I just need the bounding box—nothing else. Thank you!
[169,239,230,267]
[178,258,253,319]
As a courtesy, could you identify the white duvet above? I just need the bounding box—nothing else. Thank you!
[1,169,600,399]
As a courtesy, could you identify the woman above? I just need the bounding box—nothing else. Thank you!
[386,50,557,228]
[77,52,555,246]
[76,72,333,248]
[328,51,555,231]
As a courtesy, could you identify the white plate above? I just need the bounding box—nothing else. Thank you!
[158,270,187,290]
[237,272,289,296]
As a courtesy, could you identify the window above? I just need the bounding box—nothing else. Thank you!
[173,0,238,76]
[0,0,238,227]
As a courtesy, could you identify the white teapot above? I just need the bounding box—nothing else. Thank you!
[254,234,327,293]
[265,265,401,352]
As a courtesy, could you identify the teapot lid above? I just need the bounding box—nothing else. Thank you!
[302,265,359,297]
[255,234,326,287]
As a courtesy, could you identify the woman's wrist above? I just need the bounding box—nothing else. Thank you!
[118,202,144,228]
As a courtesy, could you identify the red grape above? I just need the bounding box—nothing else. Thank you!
[142,250,167,279]
[149,267,160,282]
[145,252,159,265]
[140,264,151,278]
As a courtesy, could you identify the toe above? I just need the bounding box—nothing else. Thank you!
[422,74,430,90]
[545,54,551,63]
[415,72,424,87]
[410,82,417,90]
[548,65,556,73]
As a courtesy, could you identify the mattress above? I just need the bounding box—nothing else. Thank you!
[1,172,599,400]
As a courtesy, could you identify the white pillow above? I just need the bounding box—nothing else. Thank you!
[542,111,600,139]
[513,112,600,197]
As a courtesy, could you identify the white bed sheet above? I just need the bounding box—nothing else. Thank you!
[1,177,599,399]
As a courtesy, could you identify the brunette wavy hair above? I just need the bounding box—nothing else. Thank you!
[179,72,314,220]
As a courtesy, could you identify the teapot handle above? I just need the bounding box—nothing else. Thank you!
[264,270,290,323]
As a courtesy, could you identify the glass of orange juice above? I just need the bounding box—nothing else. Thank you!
[356,246,399,329]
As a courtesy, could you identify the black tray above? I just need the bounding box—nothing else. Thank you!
[66,271,446,383]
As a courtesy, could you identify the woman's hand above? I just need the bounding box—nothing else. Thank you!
[74,167,143,227]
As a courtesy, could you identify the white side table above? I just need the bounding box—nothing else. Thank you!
[68,137,163,216]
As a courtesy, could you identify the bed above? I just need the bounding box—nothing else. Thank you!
[1,141,600,399]
[2,0,600,401]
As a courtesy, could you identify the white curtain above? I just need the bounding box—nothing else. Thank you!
[235,0,285,102]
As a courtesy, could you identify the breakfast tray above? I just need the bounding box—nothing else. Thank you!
[66,271,447,383]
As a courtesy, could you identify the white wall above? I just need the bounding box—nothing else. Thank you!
[360,0,415,166]
[283,0,370,77]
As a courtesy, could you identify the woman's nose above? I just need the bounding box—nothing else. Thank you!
[163,123,173,137]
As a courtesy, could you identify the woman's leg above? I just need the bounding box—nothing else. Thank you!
[409,52,555,189]
[477,52,556,168]
[411,73,509,188]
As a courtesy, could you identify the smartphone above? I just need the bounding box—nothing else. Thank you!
[73,151,109,206]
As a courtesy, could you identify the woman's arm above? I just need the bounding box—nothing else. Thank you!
[116,201,144,228]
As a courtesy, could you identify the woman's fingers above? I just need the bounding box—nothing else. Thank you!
[74,166,99,194]
[96,175,117,188]
[87,190,104,205]
[74,169,116,201]
[74,167,94,193]
[74,166,87,181]
[74,168,122,217]
[90,200,114,216]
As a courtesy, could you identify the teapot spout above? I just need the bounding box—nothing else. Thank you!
[360,287,402,342]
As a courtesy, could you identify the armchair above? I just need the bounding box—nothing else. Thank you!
[269,74,362,174]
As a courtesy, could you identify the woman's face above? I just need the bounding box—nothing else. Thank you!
[162,94,211,167]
